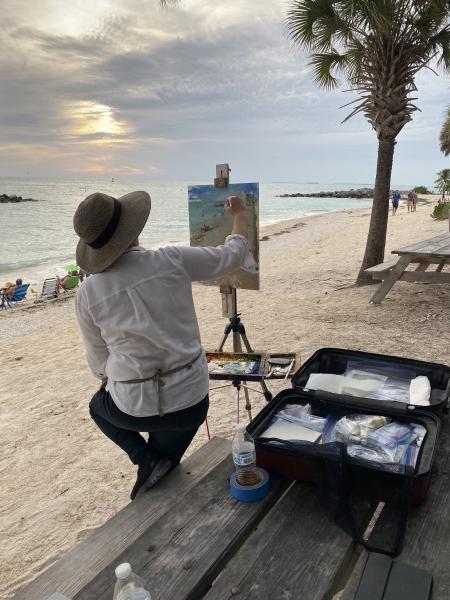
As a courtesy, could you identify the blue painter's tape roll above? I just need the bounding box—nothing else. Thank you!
[230,468,270,502]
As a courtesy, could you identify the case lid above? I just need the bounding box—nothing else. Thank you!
[290,347,446,416]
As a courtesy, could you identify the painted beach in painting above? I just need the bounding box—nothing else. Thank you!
[188,182,260,290]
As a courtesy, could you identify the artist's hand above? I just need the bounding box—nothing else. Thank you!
[225,196,246,216]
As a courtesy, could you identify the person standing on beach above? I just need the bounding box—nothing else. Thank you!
[392,191,400,215]
[73,191,253,499]
[407,190,414,213]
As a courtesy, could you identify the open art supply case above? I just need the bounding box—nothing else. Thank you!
[247,348,450,556]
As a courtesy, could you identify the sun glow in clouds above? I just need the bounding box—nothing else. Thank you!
[65,101,128,139]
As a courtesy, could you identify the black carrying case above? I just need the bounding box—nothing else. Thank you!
[292,347,450,414]
[247,348,448,556]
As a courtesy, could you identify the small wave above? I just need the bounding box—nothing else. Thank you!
[0,253,75,274]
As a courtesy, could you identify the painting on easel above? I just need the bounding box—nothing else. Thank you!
[188,182,259,290]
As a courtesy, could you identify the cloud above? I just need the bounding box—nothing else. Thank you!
[0,0,448,182]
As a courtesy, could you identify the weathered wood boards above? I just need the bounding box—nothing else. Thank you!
[14,438,288,600]
[203,482,373,600]
[73,454,288,600]
[366,233,450,303]
[13,438,231,600]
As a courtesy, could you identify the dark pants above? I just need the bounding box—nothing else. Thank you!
[89,389,209,466]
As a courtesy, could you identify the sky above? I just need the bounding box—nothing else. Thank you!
[1,0,449,186]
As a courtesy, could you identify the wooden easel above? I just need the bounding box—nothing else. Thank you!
[210,164,272,422]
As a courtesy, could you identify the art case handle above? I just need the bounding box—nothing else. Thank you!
[338,444,414,557]
[258,438,413,557]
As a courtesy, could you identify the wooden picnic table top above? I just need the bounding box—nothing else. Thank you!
[14,415,450,600]
[393,232,450,259]
[14,436,372,600]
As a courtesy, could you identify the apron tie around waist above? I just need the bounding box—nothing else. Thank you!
[114,349,204,416]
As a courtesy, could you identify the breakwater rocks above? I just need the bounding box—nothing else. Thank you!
[0,194,38,203]
[278,187,374,199]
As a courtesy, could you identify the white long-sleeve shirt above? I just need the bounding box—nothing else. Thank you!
[75,234,254,416]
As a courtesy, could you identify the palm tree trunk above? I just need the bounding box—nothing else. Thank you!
[356,138,396,285]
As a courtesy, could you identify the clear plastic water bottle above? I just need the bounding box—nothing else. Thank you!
[113,563,152,600]
[232,423,259,486]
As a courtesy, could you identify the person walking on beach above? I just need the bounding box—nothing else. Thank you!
[73,191,253,499]
[392,191,400,215]
[407,190,414,213]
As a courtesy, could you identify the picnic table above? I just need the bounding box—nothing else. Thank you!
[14,409,450,600]
[366,232,450,304]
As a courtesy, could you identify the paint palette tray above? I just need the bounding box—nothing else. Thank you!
[206,351,266,381]
[265,353,300,379]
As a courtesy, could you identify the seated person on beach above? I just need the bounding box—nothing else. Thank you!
[74,191,253,500]
[1,278,22,298]
[58,270,80,291]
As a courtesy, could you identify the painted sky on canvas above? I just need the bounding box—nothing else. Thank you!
[1,0,449,185]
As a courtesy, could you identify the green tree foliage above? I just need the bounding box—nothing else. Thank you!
[431,201,450,219]
[435,168,450,200]
[413,186,431,194]
[440,106,450,155]
[286,0,450,284]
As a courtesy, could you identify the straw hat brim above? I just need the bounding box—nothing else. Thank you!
[76,191,151,274]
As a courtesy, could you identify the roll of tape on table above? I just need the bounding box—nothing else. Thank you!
[230,467,270,502]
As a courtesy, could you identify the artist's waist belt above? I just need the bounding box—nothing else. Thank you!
[117,349,204,416]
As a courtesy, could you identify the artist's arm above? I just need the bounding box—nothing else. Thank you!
[75,292,109,380]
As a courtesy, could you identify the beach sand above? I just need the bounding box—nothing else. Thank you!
[1,198,449,598]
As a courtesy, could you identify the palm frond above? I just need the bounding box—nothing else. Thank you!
[309,51,350,88]
[286,0,450,137]
[440,106,450,155]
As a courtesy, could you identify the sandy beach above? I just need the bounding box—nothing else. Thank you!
[1,198,449,598]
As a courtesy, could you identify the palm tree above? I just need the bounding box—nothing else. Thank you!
[440,106,450,155]
[286,1,450,284]
[435,168,450,200]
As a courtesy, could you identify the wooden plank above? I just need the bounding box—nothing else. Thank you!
[436,260,446,273]
[341,421,450,600]
[365,258,399,274]
[74,459,289,600]
[13,437,231,600]
[202,482,374,600]
[339,552,369,600]
[370,256,411,304]
[394,233,450,256]
[415,261,429,272]
[399,272,450,284]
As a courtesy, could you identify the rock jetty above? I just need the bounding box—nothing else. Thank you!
[0,194,37,203]
[278,187,375,199]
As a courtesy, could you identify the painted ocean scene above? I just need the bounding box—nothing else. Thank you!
[188,182,259,290]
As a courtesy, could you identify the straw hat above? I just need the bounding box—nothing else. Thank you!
[73,191,151,274]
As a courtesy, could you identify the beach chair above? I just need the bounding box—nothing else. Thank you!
[37,278,59,301]
[0,283,30,309]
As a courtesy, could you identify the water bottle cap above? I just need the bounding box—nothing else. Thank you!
[115,562,132,579]
[235,423,246,432]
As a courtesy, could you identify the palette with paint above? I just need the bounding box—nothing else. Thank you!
[206,352,266,381]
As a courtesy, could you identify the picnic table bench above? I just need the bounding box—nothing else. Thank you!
[14,415,450,600]
[365,232,450,304]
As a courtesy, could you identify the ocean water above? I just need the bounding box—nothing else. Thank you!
[0,177,379,283]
